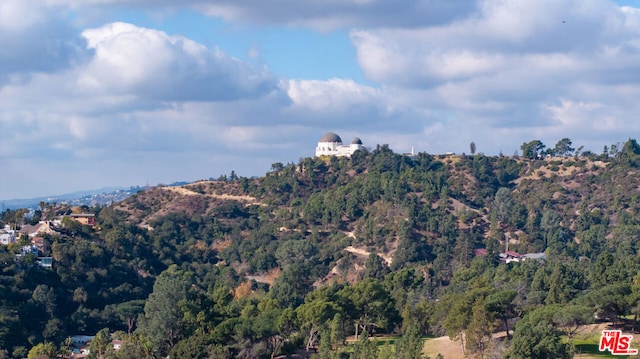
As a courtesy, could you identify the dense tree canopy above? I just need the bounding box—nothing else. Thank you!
[0,138,639,358]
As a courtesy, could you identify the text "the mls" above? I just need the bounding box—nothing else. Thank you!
[600,330,638,355]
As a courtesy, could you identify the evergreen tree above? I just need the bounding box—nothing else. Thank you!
[395,324,424,359]
[330,312,345,348]
[318,329,332,359]
[351,331,377,359]
[486,290,517,340]
[465,300,494,358]
[27,342,58,359]
[507,310,573,359]
[136,266,191,356]
[364,253,390,279]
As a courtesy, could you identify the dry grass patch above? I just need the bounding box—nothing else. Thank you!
[423,336,464,359]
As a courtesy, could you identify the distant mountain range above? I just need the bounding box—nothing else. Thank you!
[0,186,146,210]
[0,180,197,211]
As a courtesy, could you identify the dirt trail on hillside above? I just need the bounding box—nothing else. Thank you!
[161,186,259,203]
[343,245,393,266]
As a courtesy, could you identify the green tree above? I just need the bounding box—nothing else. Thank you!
[42,318,63,342]
[507,311,572,359]
[338,279,399,338]
[364,253,390,280]
[330,312,346,348]
[465,300,494,358]
[351,331,377,359]
[618,138,640,166]
[296,299,339,351]
[441,285,492,355]
[72,287,88,304]
[486,290,517,339]
[520,140,546,159]
[136,265,191,356]
[492,187,513,228]
[376,344,396,359]
[114,300,145,335]
[27,342,58,359]
[540,209,561,233]
[88,328,111,358]
[270,264,313,308]
[275,240,317,268]
[553,138,575,157]
[115,333,156,359]
[206,345,232,359]
[551,305,593,342]
[169,333,214,359]
[317,329,332,359]
[545,263,570,304]
[12,347,28,359]
[576,283,632,327]
[395,324,424,359]
[31,284,56,317]
[0,308,19,352]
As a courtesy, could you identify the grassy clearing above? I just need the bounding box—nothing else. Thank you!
[340,335,399,354]
[347,328,640,359]
[573,338,620,358]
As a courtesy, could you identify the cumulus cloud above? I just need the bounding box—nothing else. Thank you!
[79,22,279,102]
[352,0,640,85]
[0,17,410,198]
[350,0,640,148]
[0,20,285,157]
[287,78,382,112]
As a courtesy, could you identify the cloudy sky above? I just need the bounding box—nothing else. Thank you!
[1,0,640,200]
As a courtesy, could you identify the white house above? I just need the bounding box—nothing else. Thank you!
[315,132,365,157]
[0,232,16,245]
[0,225,17,245]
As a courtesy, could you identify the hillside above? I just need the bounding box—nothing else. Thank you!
[112,145,639,282]
[1,140,639,358]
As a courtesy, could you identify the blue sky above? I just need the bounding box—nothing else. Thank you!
[1,0,640,200]
[103,8,367,82]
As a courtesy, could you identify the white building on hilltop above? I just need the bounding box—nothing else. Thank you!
[315,132,365,157]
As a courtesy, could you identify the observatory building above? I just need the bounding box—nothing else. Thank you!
[315,132,365,157]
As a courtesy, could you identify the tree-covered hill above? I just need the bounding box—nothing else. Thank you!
[1,139,639,358]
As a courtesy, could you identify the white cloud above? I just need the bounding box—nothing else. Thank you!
[351,0,640,137]
[287,78,383,112]
[0,0,45,30]
[353,0,640,82]
[0,18,410,199]
[79,22,278,101]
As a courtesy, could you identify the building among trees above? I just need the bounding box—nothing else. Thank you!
[315,132,365,157]
[68,213,96,226]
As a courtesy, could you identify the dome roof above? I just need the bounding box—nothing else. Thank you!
[351,137,363,145]
[319,132,342,143]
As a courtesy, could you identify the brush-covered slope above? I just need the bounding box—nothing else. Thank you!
[1,140,639,357]
[111,142,639,284]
